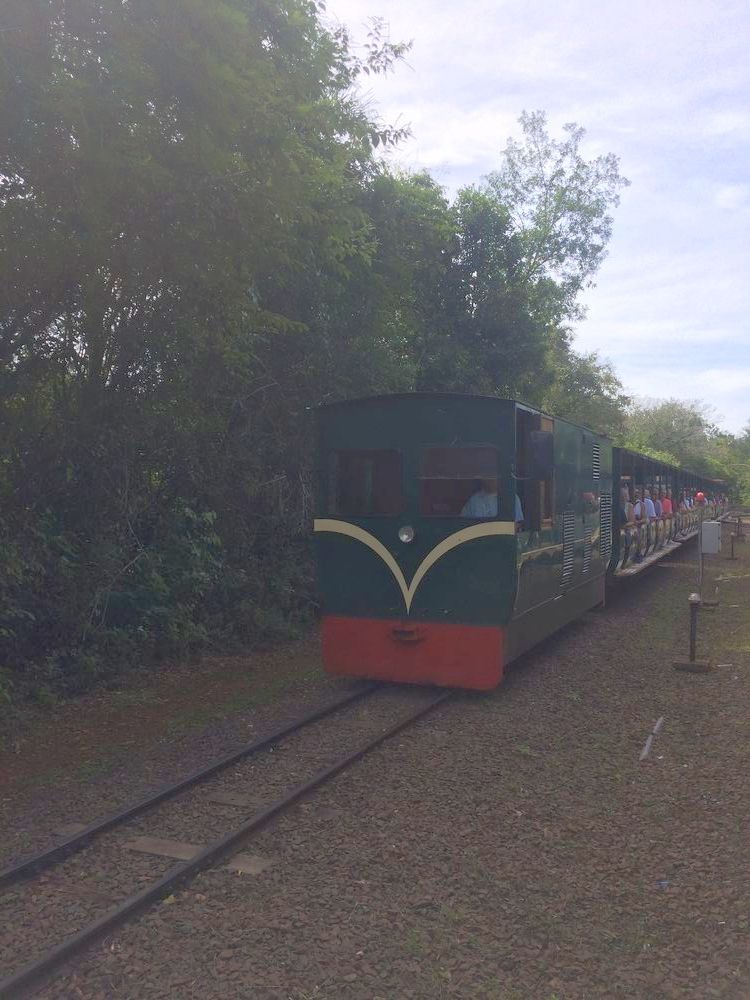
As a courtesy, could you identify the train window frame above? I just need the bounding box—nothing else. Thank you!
[418,444,505,519]
[515,411,555,532]
[327,448,405,517]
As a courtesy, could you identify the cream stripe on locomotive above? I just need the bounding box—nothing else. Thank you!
[313,518,515,614]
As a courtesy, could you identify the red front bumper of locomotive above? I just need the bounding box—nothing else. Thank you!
[321,615,505,690]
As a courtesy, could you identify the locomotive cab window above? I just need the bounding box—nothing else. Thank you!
[419,446,502,517]
[516,411,554,531]
[328,449,403,516]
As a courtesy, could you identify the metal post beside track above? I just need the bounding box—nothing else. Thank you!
[673,593,712,673]
[689,595,699,661]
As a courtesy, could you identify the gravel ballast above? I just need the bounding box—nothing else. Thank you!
[1,686,440,987]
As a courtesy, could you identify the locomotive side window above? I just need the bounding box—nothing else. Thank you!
[516,411,554,531]
[328,450,404,516]
[419,447,501,517]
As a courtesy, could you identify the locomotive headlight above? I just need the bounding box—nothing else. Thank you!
[398,524,415,544]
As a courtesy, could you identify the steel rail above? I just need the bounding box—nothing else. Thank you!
[0,689,451,999]
[0,682,378,891]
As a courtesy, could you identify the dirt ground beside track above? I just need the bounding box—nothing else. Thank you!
[0,637,352,864]
[3,520,750,999]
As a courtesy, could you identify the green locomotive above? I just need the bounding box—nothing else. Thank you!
[314,394,723,689]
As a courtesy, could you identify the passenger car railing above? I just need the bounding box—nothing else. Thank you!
[614,504,721,572]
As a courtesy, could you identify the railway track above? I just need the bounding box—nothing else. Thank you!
[0,684,451,998]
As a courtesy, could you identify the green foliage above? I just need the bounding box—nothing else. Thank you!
[714,427,750,502]
[0,500,224,699]
[623,398,720,472]
[543,351,630,437]
[415,186,555,396]
[1,0,406,703]
[1,0,402,382]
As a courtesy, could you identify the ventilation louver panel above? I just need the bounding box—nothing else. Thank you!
[600,493,613,565]
[592,443,601,480]
[583,528,592,575]
[561,510,576,587]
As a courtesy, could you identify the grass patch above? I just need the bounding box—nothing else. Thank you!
[403,925,428,957]
[164,657,319,738]
[110,688,166,708]
[75,755,117,780]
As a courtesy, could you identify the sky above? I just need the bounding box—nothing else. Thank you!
[325,0,750,434]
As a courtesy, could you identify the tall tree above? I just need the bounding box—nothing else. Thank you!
[413,113,629,403]
[484,110,629,324]
[412,186,557,396]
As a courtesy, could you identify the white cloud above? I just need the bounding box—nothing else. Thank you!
[699,368,750,394]
[701,108,750,139]
[714,183,749,210]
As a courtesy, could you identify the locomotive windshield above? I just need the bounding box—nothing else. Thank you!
[327,449,404,516]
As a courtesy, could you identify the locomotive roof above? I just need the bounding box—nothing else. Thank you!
[317,394,722,486]
[316,392,610,440]
[617,445,723,484]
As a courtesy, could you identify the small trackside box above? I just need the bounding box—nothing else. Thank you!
[701,520,721,554]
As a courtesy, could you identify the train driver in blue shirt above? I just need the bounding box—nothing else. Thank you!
[461,479,524,525]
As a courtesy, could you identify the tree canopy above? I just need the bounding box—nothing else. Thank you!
[621,398,749,493]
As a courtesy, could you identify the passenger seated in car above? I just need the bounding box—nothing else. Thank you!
[620,486,634,525]
[643,489,657,520]
[632,488,643,521]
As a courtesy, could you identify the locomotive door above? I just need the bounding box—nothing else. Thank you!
[513,409,559,616]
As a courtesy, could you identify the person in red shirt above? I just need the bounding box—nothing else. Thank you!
[660,489,673,515]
